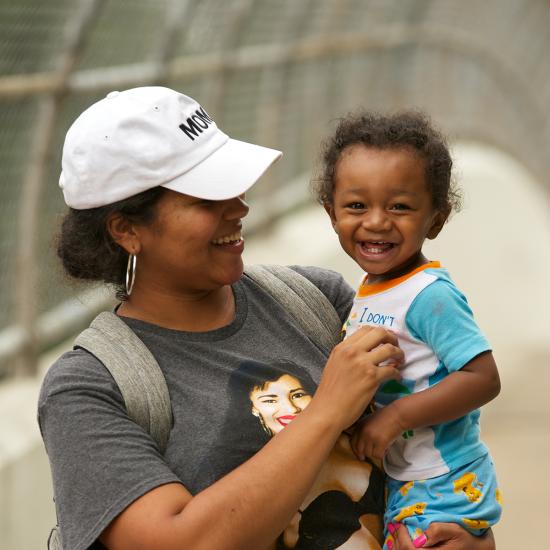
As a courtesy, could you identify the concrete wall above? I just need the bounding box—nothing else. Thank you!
[0,374,57,549]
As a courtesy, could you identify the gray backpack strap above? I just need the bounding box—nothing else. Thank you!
[48,312,173,549]
[245,264,342,353]
[48,526,62,550]
[74,311,172,454]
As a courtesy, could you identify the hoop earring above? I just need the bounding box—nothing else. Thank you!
[125,254,137,296]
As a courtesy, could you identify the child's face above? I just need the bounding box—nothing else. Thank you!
[326,145,445,283]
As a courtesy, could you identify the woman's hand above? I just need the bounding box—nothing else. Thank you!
[392,522,495,549]
[311,326,404,432]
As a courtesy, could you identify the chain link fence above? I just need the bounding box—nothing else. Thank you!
[1,0,549,376]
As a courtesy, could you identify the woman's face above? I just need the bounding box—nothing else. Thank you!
[133,190,249,294]
[250,374,312,435]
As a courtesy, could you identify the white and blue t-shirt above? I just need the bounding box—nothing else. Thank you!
[344,262,491,482]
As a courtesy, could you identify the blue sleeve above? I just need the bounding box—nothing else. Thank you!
[406,278,491,372]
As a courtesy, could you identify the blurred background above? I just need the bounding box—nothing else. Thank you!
[1,0,548,548]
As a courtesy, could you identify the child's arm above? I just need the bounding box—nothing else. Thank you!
[352,351,500,461]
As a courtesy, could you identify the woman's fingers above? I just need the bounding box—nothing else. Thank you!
[314,325,404,431]
[422,522,494,548]
[422,522,457,545]
[393,522,495,549]
[347,326,404,367]
[392,522,416,549]
[375,364,402,383]
[368,342,403,365]
[346,325,399,348]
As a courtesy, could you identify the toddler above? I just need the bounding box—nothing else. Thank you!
[314,111,502,549]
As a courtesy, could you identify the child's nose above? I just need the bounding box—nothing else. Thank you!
[362,208,391,231]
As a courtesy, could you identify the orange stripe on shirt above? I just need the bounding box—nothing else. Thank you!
[357,261,441,298]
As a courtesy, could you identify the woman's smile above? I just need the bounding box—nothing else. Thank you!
[210,229,243,245]
[210,228,245,253]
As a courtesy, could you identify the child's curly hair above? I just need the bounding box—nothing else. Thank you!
[312,110,462,216]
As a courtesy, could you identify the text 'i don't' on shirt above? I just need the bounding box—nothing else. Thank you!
[344,262,491,481]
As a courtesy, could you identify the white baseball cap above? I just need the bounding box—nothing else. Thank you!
[59,86,282,209]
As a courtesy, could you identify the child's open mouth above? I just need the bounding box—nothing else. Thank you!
[360,241,395,254]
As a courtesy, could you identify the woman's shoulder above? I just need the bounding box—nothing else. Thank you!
[39,347,121,410]
[288,265,355,321]
[288,264,350,288]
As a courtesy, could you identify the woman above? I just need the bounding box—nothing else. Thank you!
[39,86,495,550]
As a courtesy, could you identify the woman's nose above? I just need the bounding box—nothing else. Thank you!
[223,195,249,219]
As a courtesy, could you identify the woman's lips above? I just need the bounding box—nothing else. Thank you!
[276,415,297,427]
[211,230,242,245]
[211,237,245,254]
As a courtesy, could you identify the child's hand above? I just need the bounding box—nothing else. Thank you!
[351,404,405,461]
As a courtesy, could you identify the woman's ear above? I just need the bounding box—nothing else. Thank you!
[323,202,339,234]
[107,213,141,255]
[427,209,450,240]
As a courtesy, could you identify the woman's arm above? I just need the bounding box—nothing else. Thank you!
[352,351,500,461]
[393,522,495,549]
[101,326,404,550]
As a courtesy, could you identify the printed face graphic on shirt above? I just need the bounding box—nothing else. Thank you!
[249,374,312,436]
[222,360,385,548]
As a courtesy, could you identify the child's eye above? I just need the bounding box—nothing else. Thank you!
[347,202,365,210]
[391,203,410,211]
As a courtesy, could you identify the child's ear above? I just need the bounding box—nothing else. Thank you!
[323,202,339,234]
[427,209,449,240]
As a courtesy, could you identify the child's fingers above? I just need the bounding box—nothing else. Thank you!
[353,448,365,461]
[351,437,365,461]
[371,441,386,461]
[351,427,367,460]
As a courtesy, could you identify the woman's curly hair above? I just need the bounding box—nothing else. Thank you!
[312,110,461,216]
[56,187,167,300]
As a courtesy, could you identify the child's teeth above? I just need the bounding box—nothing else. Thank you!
[364,241,391,253]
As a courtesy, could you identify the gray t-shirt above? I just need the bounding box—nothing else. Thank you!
[39,266,384,550]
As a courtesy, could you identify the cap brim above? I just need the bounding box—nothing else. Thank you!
[161,138,282,200]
